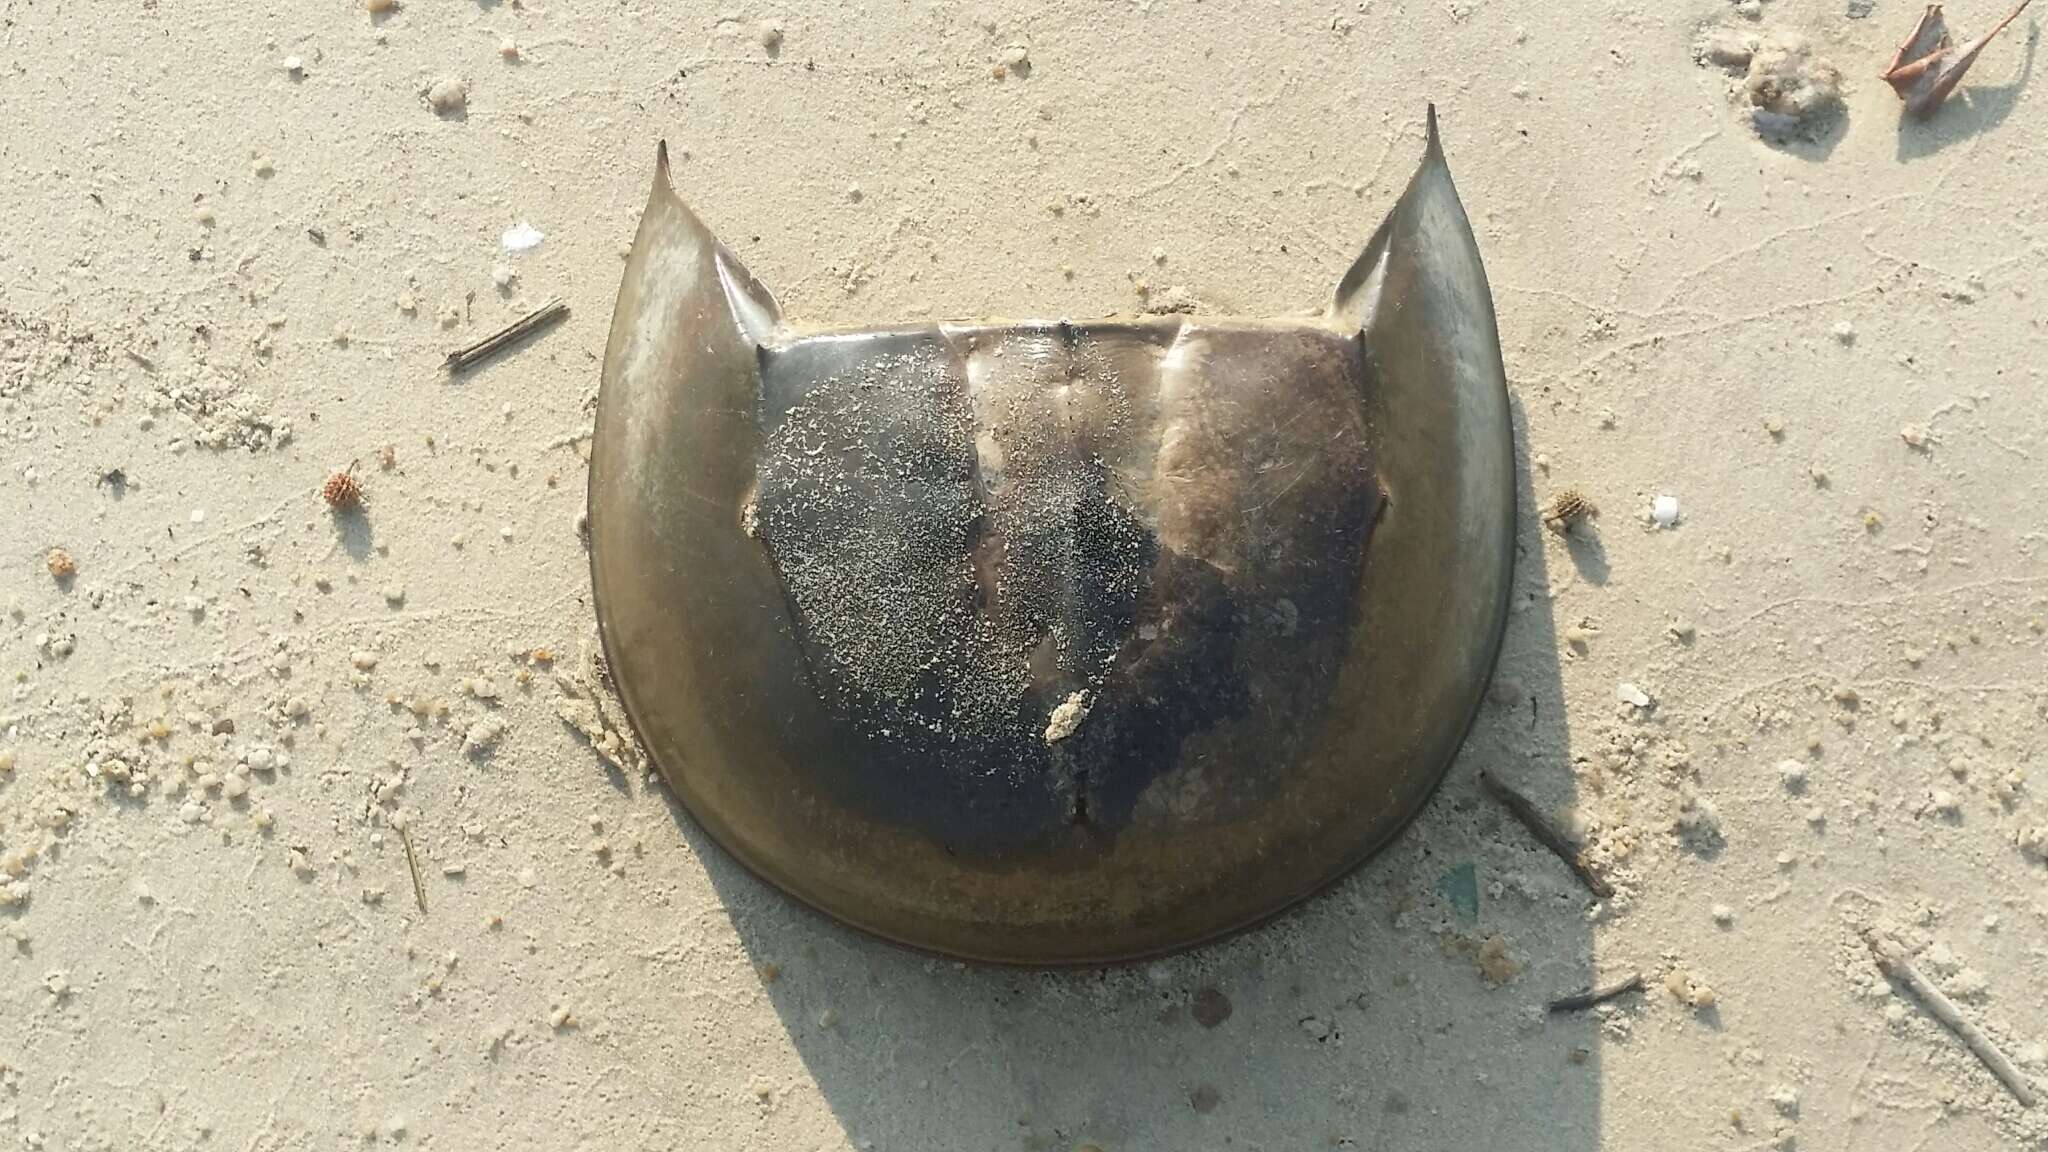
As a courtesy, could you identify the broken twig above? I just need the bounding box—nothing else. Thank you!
[1478,771,1614,899]
[398,823,428,915]
[1548,972,1645,1013]
[1866,931,2037,1107]
[443,298,568,372]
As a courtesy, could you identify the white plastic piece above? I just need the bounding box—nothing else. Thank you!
[501,221,545,253]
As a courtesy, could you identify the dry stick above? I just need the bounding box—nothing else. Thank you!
[443,298,568,372]
[1866,932,2037,1108]
[398,823,428,915]
[1478,770,1614,899]
[1548,972,1645,1014]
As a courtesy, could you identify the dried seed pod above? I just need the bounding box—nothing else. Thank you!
[1543,488,1597,533]
[322,465,365,511]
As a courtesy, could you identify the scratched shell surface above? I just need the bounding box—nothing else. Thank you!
[588,110,1514,964]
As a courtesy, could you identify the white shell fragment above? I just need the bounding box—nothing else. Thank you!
[1616,682,1653,708]
[1652,495,1680,528]
[501,222,546,253]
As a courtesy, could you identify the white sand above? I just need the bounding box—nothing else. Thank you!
[4,1,2045,1148]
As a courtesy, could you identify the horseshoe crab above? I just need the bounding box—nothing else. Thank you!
[588,106,1514,964]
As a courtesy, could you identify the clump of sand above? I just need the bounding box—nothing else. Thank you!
[1693,23,1844,143]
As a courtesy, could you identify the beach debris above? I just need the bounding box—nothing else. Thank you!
[1140,284,1201,315]
[427,77,468,117]
[499,37,520,61]
[1665,968,1719,1009]
[322,465,364,511]
[1616,682,1653,709]
[1652,495,1680,528]
[397,818,428,914]
[1866,930,2039,1106]
[1478,771,1614,899]
[1476,934,1519,986]
[45,547,76,582]
[1543,487,1596,534]
[367,0,396,11]
[501,221,545,253]
[445,298,568,372]
[1694,25,1846,141]
[1043,691,1091,744]
[1882,2,2034,118]
[1548,972,1645,1013]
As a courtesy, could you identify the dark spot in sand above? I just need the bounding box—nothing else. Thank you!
[1191,986,1233,1028]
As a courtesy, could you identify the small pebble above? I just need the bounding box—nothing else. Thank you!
[1652,495,1680,528]
[499,37,520,60]
[367,0,396,11]
[756,20,784,50]
[1778,760,1807,790]
[283,55,304,75]
[1616,682,1652,708]
[1711,904,1734,925]
[351,650,380,671]
[1831,320,1855,344]
[428,77,468,116]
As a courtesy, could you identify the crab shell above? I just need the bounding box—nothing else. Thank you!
[588,107,1514,964]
